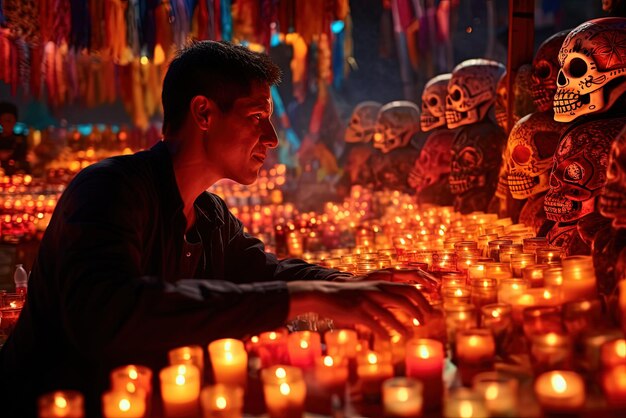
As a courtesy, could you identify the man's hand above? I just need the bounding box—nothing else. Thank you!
[286,280,432,338]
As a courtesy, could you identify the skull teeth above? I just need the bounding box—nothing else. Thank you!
[599,189,625,212]
[449,177,472,194]
[507,174,539,194]
[553,91,584,114]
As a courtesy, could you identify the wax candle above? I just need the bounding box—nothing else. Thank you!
[443,286,471,305]
[444,303,477,344]
[286,331,322,369]
[497,278,529,304]
[314,355,349,393]
[522,264,549,288]
[382,378,423,417]
[159,364,201,418]
[325,329,358,359]
[470,279,497,313]
[102,390,146,418]
[601,338,626,369]
[488,240,513,262]
[169,345,204,374]
[261,366,307,418]
[443,388,489,418]
[523,237,548,254]
[522,306,564,340]
[562,299,603,338]
[38,391,84,418]
[498,243,523,264]
[481,303,512,354]
[357,350,394,397]
[530,333,573,375]
[258,329,289,367]
[456,329,496,385]
[509,288,560,325]
[473,371,518,417]
[468,263,486,280]
[536,247,564,264]
[534,371,585,413]
[602,364,626,407]
[208,339,248,388]
[510,253,535,278]
[560,256,597,303]
[110,365,153,402]
[199,384,243,418]
[405,339,444,410]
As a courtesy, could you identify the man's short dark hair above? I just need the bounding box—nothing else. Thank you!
[162,40,282,134]
[0,102,18,119]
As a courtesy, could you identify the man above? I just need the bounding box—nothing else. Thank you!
[0,41,431,416]
[0,101,29,175]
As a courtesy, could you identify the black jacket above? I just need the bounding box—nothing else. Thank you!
[0,141,342,416]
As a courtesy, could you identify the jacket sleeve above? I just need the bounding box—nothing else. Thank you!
[52,164,290,361]
[220,200,350,283]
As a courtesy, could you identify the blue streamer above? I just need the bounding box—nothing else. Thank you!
[221,0,232,41]
[271,86,300,151]
[332,21,345,89]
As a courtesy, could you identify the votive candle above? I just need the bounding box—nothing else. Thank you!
[208,339,248,388]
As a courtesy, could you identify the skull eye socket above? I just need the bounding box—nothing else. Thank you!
[535,62,551,79]
[512,145,532,165]
[564,162,585,182]
[428,97,439,106]
[451,89,462,101]
[568,57,588,78]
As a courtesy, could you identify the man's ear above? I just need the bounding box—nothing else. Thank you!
[189,96,219,131]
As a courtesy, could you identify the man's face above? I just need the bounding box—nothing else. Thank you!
[208,82,278,185]
[0,113,16,136]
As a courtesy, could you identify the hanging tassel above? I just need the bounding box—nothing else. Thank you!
[43,42,58,107]
[101,57,116,104]
[285,33,307,104]
[127,0,142,58]
[56,42,68,106]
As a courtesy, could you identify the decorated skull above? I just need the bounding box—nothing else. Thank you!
[445,59,506,129]
[544,117,625,222]
[421,74,452,132]
[408,130,454,192]
[531,30,570,112]
[449,124,504,196]
[345,101,383,143]
[554,18,626,122]
[494,72,511,132]
[599,125,626,228]
[373,101,421,154]
[507,112,564,199]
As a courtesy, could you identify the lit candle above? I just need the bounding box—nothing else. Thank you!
[536,247,563,264]
[560,256,597,303]
[443,387,489,418]
[169,345,204,374]
[455,329,496,385]
[325,329,358,359]
[405,339,444,410]
[443,286,470,305]
[261,366,307,418]
[258,330,289,367]
[208,339,248,388]
[110,365,153,403]
[382,377,423,417]
[286,331,322,369]
[509,288,560,325]
[159,364,201,417]
[469,279,497,313]
[522,306,564,340]
[562,299,603,338]
[38,391,84,418]
[102,390,146,418]
[522,264,549,288]
[600,338,626,369]
[314,355,349,393]
[602,364,626,407]
[529,333,573,375]
[444,303,477,345]
[510,253,535,278]
[357,350,394,397]
[472,371,518,417]
[199,384,243,418]
[481,303,512,355]
[534,371,585,413]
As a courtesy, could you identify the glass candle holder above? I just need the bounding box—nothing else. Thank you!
[468,263,487,280]
[261,366,306,418]
[530,333,573,375]
[110,365,153,402]
[441,273,467,290]
[523,237,549,254]
[38,391,84,418]
[510,288,560,325]
[602,364,626,407]
[470,279,498,314]
[481,303,513,354]
[169,345,204,374]
[286,331,322,369]
[534,371,585,413]
[523,306,564,340]
[455,328,496,386]
[543,267,563,287]
[102,390,146,418]
[473,371,519,417]
[510,253,535,278]
[478,234,499,257]
[443,387,489,418]
[488,240,513,262]
[325,329,358,359]
[522,264,549,288]
[382,377,423,418]
[562,299,603,339]
[536,247,564,264]
[314,355,349,394]
[356,350,394,398]
[432,250,457,272]
[600,338,626,369]
[443,286,471,306]
[258,329,289,367]
[498,243,523,264]
[456,251,480,274]
[208,339,248,389]
[444,303,477,345]
[560,256,597,303]
[200,384,243,418]
[497,278,529,305]
[160,364,201,418]
[454,241,479,253]
[404,339,444,411]
[484,262,512,281]
[582,329,624,373]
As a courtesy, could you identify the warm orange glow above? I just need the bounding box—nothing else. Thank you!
[367,353,378,365]
[418,346,430,359]
[275,367,287,379]
[279,383,291,396]
[323,356,334,367]
[551,373,567,393]
[54,395,68,409]
[118,398,131,412]
[300,340,309,349]
[215,396,227,409]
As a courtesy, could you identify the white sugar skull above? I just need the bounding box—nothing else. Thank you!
[554,18,626,122]
[531,30,570,112]
[506,112,564,199]
[544,118,624,222]
[445,59,506,129]
[345,101,383,143]
[421,74,451,132]
[373,101,421,154]
[599,125,626,228]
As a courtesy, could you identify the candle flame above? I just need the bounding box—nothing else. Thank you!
[225,352,233,362]
[338,330,347,342]
[175,375,186,386]
[126,382,136,393]
[251,336,259,343]
[183,352,191,360]
[224,340,232,351]
[367,353,378,365]
[128,367,138,380]
[468,336,479,347]
[454,288,463,297]
[9,301,16,308]
[418,346,430,359]
[118,398,131,412]
[397,387,409,402]
[491,310,500,318]
[54,395,68,409]
[216,396,227,410]
[616,340,626,358]
[459,401,474,418]
[551,373,567,393]
[300,340,309,349]
[276,367,287,379]
[177,365,187,375]
[543,290,552,299]
[279,383,291,396]
[412,318,420,326]
[269,332,277,340]
[485,385,499,400]
[546,333,559,345]
[323,356,334,367]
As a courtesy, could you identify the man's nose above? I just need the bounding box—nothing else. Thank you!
[261,120,279,149]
